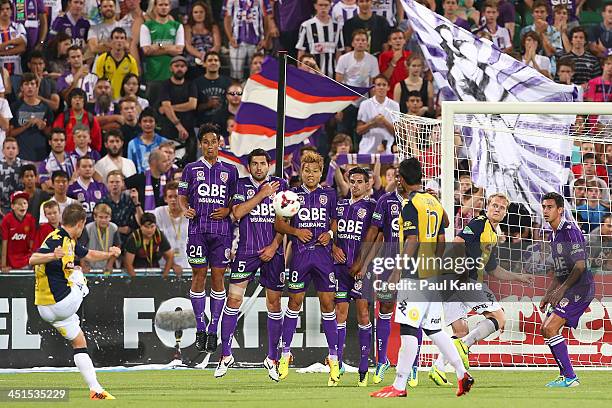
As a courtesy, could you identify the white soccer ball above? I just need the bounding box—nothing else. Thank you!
[273,190,301,218]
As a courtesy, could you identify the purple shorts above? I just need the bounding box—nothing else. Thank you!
[335,264,364,303]
[187,233,232,269]
[230,252,286,291]
[552,284,595,328]
[362,266,396,304]
[287,247,335,293]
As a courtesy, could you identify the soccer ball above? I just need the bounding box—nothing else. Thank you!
[273,190,301,218]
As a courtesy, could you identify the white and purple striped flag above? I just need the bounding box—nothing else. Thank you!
[227,57,370,174]
[400,0,581,218]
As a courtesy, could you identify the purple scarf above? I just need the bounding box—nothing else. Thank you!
[144,170,166,212]
[325,154,398,185]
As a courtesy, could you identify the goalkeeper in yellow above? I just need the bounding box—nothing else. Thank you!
[371,158,474,398]
[30,204,122,400]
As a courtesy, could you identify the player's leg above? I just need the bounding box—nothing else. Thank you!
[541,313,579,387]
[187,235,208,351]
[260,254,285,381]
[334,264,351,374]
[205,233,232,352]
[355,298,371,387]
[373,300,393,384]
[278,291,305,380]
[462,309,505,347]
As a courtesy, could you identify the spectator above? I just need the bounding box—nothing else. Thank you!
[152,180,188,274]
[576,181,609,233]
[297,0,345,77]
[522,31,552,78]
[224,0,270,80]
[48,0,90,48]
[379,29,411,98]
[20,164,49,224]
[123,212,174,277]
[272,0,312,60]
[0,94,10,152]
[479,1,512,53]
[67,155,109,221]
[562,26,602,86]
[1,191,34,271]
[158,140,178,175]
[195,51,231,128]
[120,73,149,110]
[496,0,516,38]
[94,27,139,101]
[117,0,144,62]
[158,56,197,162]
[127,108,168,173]
[343,0,390,56]
[247,52,265,78]
[589,2,612,58]
[336,29,380,138]
[38,129,77,191]
[0,0,27,80]
[371,0,401,26]
[214,82,242,138]
[588,213,612,272]
[442,0,471,31]
[117,96,142,149]
[39,171,79,224]
[297,52,321,74]
[556,57,576,85]
[87,77,124,131]
[585,55,612,102]
[79,203,121,273]
[356,74,398,154]
[33,200,61,250]
[455,187,485,231]
[26,51,60,112]
[0,137,23,215]
[95,129,137,180]
[404,90,431,118]
[184,1,221,78]
[393,55,434,114]
[571,177,587,207]
[552,4,572,53]
[520,0,563,59]
[12,0,47,52]
[140,0,185,83]
[540,0,580,30]
[332,0,359,25]
[52,88,103,152]
[572,152,609,185]
[44,31,72,80]
[125,148,171,210]
[9,73,53,163]
[57,46,98,102]
[100,170,142,242]
[70,124,101,161]
[87,0,119,58]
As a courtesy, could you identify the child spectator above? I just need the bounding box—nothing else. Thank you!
[577,182,609,233]
[571,177,587,208]
[33,200,61,250]
[127,108,168,173]
[123,212,174,277]
[152,181,188,275]
[20,164,50,225]
[67,156,109,221]
[39,170,78,224]
[0,137,23,216]
[70,124,102,162]
[79,203,121,273]
[1,191,35,272]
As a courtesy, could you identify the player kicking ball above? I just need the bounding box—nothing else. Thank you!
[540,192,594,387]
[331,167,377,386]
[30,204,121,400]
[274,151,341,386]
[371,158,474,398]
[215,149,288,381]
[430,193,534,386]
[179,123,238,354]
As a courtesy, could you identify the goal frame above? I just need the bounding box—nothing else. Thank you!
[440,101,612,239]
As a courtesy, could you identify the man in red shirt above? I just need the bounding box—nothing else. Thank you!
[378,28,411,98]
[1,191,36,272]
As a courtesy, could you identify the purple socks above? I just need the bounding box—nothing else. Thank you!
[377,312,392,363]
[546,334,576,378]
[189,290,206,332]
[267,311,283,360]
[337,322,347,366]
[359,323,372,373]
[207,290,226,334]
[220,305,239,357]
[281,309,300,354]
[321,311,338,357]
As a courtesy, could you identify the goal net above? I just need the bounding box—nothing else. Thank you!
[389,102,612,368]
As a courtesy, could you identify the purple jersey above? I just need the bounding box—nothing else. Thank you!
[223,0,271,45]
[550,219,593,288]
[178,158,238,236]
[335,197,377,267]
[67,178,109,219]
[13,0,44,49]
[371,191,403,243]
[290,185,337,254]
[49,13,90,48]
[234,176,288,255]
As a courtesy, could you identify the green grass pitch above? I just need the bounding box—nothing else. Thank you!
[0,369,610,407]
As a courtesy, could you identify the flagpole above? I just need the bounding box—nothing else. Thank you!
[275,51,287,177]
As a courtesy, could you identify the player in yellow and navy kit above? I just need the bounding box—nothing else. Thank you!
[30,204,121,400]
[371,158,474,398]
[429,194,533,386]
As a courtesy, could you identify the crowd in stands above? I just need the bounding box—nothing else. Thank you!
[0,0,610,274]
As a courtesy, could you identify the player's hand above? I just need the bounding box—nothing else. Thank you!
[177,124,189,141]
[185,207,196,219]
[348,261,361,278]
[355,267,367,280]
[53,247,66,259]
[211,207,230,220]
[108,246,122,258]
[258,244,276,262]
[332,245,346,263]
[260,181,280,197]
[295,228,313,243]
[517,274,534,286]
[547,286,567,309]
[317,231,332,246]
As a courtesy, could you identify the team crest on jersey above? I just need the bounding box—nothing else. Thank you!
[197,171,205,181]
[354,280,362,291]
[78,193,85,201]
[224,248,230,260]
[328,272,335,284]
[357,208,367,219]
[575,294,581,302]
[94,191,102,199]
[220,172,228,183]
[298,195,305,204]
[557,243,563,254]
[391,204,399,215]
[65,27,72,36]
[320,195,328,205]
[247,189,255,199]
[337,206,344,216]
[559,298,569,308]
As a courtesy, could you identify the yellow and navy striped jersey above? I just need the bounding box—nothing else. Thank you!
[457,215,498,281]
[34,228,88,306]
[399,191,445,278]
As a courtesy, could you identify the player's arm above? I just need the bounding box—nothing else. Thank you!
[330,219,346,263]
[349,225,380,277]
[489,264,534,284]
[274,215,312,242]
[83,247,121,262]
[29,241,66,266]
